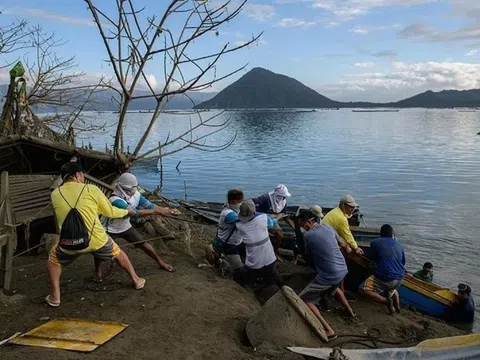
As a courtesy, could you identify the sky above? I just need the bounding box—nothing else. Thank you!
[1,0,480,102]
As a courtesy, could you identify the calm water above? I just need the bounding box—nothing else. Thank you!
[81,108,480,327]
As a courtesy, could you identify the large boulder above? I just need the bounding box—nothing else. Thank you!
[246,286,327,349]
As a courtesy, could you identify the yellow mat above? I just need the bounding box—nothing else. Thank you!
[9,318,128,352]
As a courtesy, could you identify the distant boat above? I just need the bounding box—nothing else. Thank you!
[352,109,399,113]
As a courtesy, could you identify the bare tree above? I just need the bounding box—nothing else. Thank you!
[0,18,30,64]
[0,23,114,141]
[23,25,112,136]
[85,0,261,163]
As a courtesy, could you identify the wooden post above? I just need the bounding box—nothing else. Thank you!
[158,141,163,192]
[0,171,8,290]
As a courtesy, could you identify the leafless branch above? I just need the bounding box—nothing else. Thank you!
[85,0,259,164]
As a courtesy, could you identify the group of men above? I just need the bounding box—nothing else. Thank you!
[46,164,475,333]
[211,184,475,337]
[46,161,180,307]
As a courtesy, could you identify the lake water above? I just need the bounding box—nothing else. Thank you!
[81,108,480,328]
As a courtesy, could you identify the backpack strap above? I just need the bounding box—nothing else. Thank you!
[58,184,88,209]
[224,226,237,244]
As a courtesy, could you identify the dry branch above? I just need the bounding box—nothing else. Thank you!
[85,0,259,163]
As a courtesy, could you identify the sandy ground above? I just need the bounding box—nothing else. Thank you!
[0,216,464,359]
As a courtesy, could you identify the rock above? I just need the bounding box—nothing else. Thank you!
[151,218,173,238]
[143,222,157,237]
[246,286,327,349]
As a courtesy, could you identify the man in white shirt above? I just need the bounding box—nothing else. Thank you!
[236,200,284,289]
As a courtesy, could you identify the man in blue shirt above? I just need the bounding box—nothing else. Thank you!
[448,283,475,323]
[297,210,356,340]
[360,224,405,314]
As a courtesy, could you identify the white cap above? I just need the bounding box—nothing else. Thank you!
[117,173,138,190]
[273,184,291,198]
[340,194,358,207]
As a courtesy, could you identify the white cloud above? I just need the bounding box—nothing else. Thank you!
[311,0,432,22]
[277,18,316,28]
[398,23,480,42]
[322,61,480,101]
[465,49,478,56]
[352,27,369,35]
[243,4,276,22]
[3,7,95,27]
[350,23,400,35]
[353,61,376,68]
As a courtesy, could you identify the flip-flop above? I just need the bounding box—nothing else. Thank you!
[135,278,146,290]
[45,295,60,307]
[327,334,338,341]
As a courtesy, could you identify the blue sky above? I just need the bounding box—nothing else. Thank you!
[1,0,480,102]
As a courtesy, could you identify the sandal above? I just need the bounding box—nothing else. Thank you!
[45,295,60,307]
[327,334,338,341]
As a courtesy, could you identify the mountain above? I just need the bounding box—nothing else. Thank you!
[196,67,480,109]
[0,85,216,111]
[390,89,480,108]
[195,67,340,109]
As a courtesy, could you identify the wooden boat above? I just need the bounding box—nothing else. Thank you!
[399,275,456,318]
[179,202,362,227]
[288,333,480,359]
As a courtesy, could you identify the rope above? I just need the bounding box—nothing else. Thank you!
[331,327,427,349]
[2,234,174,271]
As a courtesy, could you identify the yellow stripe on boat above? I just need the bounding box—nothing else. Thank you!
[402,276,456,306]
[417,333,480,351]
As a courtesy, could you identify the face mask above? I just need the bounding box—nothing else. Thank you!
[229,203,241,212]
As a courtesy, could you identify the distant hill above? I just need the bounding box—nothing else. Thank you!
[0,84,216,111]
[390,89,480,108]
[196,67,480,109]
[195,67,340,109]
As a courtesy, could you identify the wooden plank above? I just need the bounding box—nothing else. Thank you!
[11,192,51,206]
[3,205,14,294]
[9,175,54,183]
[10,187,51,198]
[14,208,53,224]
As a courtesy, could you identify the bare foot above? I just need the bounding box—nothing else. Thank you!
[276,254,284,263]
[92,271,103,283]
[134,278,146,290]
[160,261,174,272]
[325,329,336,338]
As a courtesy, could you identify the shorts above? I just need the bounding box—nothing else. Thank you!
[242,262,285,289]
[109,227,145,248]
[360,275,402,298]
[299,280,341,304]
[49,237,121,267]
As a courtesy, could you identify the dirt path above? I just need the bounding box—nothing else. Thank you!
[0,219,464,359]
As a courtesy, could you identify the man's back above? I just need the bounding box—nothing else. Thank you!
[370,237,405,283]
[236,213,276,269]
[304,225,348,286]
[52,182,127,252]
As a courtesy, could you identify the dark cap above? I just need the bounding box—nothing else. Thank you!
[60,161,84,180]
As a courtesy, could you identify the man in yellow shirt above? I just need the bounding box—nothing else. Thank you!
[46,161,145,307]
[322,195,364,256]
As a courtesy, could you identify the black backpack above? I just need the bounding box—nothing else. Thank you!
[58,185,95,251]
